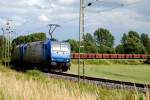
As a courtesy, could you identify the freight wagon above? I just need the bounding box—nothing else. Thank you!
[71,53,147,59]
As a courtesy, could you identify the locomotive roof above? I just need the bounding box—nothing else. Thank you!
[16,39,69,47]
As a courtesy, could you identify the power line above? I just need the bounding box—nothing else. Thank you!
[83,0,150,29]
[89,0,150,13]
[51,0,150,25]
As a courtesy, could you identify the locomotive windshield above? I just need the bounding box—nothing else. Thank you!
[52,43,60,51]
[52,42,70,52]
[61,44,69,52]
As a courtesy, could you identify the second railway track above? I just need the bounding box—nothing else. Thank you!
[46,72,150,92]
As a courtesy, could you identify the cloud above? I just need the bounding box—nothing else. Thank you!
[58,0,77,5]
[0,0,150,42]
[38,14,50,22]
[10,16,27,27]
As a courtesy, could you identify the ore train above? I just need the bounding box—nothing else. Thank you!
[11,40,71,72]
[71,53,148,59]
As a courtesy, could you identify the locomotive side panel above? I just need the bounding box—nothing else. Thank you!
[12,46,20,62]
[23,42,45,64]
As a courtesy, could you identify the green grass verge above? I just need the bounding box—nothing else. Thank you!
[71,59,146,65]
[68,64,150,84]
[0,64,149,100]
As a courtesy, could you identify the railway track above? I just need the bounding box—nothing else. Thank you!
[47,72,150,92]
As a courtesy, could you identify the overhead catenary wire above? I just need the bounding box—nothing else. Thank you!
[87,0,150,14]
[83,0,150,29]
[50,0,150,25]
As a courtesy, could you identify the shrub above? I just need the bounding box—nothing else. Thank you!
[145,55,150,64]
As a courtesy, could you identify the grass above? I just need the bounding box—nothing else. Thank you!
[68,60,150,84]
[0,64,150,100]
[72,59,146,65]
[0,65,97,100]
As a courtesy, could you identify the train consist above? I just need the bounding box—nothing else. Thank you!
[71,53,148,59]
[11,40,71,72]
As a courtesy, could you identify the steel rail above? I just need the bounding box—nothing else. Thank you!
[47,72,150,92]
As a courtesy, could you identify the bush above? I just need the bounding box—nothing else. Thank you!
[145,55,150,64]
[71,59,145,65]
[26,70,46,81]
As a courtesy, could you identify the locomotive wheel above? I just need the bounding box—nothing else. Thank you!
[62,67,69,72]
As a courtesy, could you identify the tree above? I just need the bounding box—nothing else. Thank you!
[65,39,79,53]
[0,36,4,59]
[0,35,11,59]
[94,28,115,53]
[120,32,146,54]
[98,44,116,54]
[94,28,115,48]
[12,32,46,46]
[140,33,150,54]
[115,44,124,54]
[0,35,3,47]
[121,33,127,44]
[128,30,140,39]
[82,33,98,53]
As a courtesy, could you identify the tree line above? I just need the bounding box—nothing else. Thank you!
[66,28,150,54]
[12,32,46,46]
[0,28,150,57]
[0,32,46,59]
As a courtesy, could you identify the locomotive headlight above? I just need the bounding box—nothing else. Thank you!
[51,58,55,61]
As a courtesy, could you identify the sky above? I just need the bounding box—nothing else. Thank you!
[0,0,150,45]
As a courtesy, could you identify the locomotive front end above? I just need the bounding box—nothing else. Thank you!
[50,41,71,71]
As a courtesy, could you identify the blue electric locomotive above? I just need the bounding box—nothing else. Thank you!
[11,39,71,71]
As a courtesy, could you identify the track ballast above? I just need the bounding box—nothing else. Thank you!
[46,72,150,92]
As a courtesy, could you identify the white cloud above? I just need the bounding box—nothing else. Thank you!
[121,0,142,4]
[38,14,50,22]
[58,0,76,5]
[0,0,150,41]
[10,16,26,27]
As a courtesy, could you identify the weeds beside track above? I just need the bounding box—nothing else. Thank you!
[47,72,150,93]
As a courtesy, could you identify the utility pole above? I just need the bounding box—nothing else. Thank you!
[1,28,5,65]
[1,19,14,66]
[78,0,85,83]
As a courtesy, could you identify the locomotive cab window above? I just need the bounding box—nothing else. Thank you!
[52,43,60,51]
[52,42,70,52]
[61,44,69,52]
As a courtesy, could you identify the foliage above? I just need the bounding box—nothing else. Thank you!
[145,55,150,64]
[140,33,150,54]
[94,28,115,48]
[94,28,115,53]
[0,36,4,59]
[98,45,116,54]
[1,28,149,55]
[25,70,47,81]
[12,32,46,46]
[119,31,146,54]
[0,65,149,100]
[71,59,145,65]
[82,33,98,53]
[0,36,11,59]
[128,30,140,39]
[65,29,149,54]
[115,44,124,54]
[65,39,79,53]
[0,35,3,47]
